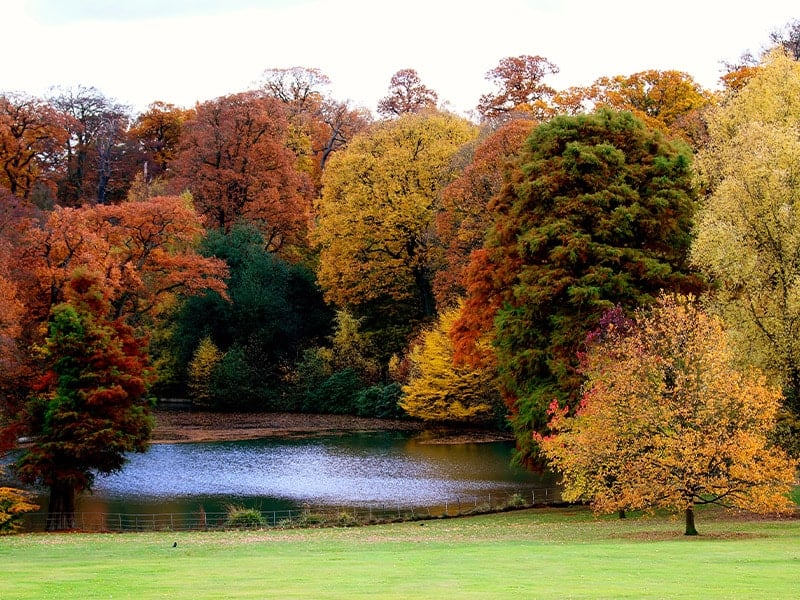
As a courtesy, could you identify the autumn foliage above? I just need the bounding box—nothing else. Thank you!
[454,109,705,465]
[401,304,499,423]
[541,295,797,535]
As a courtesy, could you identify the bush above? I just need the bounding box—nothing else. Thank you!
[224,505,266,529]
[0,487,39,534]
[355,383,405,419]
[301,368,364,414]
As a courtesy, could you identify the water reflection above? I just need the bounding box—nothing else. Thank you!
[84,432,552,512]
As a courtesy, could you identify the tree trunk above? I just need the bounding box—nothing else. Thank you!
[46,480,77,531]
[684,506,698,536]
[618,509,626,519]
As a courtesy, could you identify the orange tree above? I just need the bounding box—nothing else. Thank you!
[540,295,797,535]
[4,195,227,529]
[453,109,705,465]
[169,91,313,257]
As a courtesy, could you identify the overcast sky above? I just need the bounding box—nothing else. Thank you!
[2,0,797,117]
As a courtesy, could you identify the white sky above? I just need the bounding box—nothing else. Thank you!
[2,0,797,117]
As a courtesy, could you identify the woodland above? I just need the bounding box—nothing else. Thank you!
[2,20,800,532]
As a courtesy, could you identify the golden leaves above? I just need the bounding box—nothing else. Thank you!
[541,295,796,519]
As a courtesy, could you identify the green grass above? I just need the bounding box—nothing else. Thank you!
[2,506,799,599]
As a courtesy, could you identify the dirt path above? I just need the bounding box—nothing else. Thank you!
[151,410,512,444]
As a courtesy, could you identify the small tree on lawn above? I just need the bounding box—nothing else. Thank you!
[15,270,154,530]
[540,294,797,535]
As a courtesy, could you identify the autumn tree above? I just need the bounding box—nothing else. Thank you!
[188,336,223,405]
[15,270,155,530]
[587,70,714,145]
[476,55,560,122]
[313,111,477,358]
[692,51,800,426]
[259,67,372,184]
[0,93,66,200]
[454,109,704,465]
[16,195,228,327]
[48,85,133,205]
[434,119,536,307]
[129,101,193,180]
[169,92,312,255]
[377,69,438,117]
[541,295,797,536]
[401,303,499,423]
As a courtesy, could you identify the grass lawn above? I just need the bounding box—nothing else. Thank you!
[2,506,799,599]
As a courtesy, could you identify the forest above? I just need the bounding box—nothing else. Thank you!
[2,20,800,531]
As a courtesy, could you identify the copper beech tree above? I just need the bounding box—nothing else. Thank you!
[540,296,797,536]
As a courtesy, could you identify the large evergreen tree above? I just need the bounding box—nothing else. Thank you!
[454,109,704,465]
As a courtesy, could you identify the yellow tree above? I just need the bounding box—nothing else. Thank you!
[188,336,223,405]
[401,303,499,423]
[312,111,477,354]
[541,295,796,536]
[691,51,800,423]
[587,70,714,146]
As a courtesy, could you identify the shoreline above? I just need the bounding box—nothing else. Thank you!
[150,409,513,445]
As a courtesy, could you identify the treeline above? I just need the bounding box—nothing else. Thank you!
[3,19,800,529]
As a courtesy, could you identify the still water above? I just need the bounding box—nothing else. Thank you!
[69,431,553,515]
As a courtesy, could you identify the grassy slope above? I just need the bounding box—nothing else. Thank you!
[2,507,799,599]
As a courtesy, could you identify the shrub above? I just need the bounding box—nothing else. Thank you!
[0,487,39,534]
[355,383,405,418]
[224,505,266,529]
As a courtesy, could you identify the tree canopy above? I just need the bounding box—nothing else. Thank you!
[313,110,477,356]
[454,109,705,465]
[691,51,800,419]
[541,295,796,535]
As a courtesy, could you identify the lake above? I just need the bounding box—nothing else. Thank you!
[14,431,554,518]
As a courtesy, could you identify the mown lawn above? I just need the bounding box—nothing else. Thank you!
[2,506,799,599]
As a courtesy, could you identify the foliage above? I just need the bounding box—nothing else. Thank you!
[313,111,477,357]
[168,224,331,408]
[168,91,313,255]
[0,92,66,200]
[541,295,797,535]
[377,69,438,117]
[300,368,364,414]
[355,383,404,419]
[434,119,536,307]
[477,55,560,121]
[17,194,228,329]
[454,109,705,465]
[14,270,154,530]
[188,336,223,405]
[691,51,800,419]
[129,101,192,179]
[0,486,39,534]
[586,70,714,145]
[401,304,499,423]
[224,505,266,529]
[316,310,380,383]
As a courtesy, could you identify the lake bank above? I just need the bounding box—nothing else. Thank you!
[151,409,513,445]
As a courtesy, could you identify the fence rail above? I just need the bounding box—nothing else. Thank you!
[21,487,564,533]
